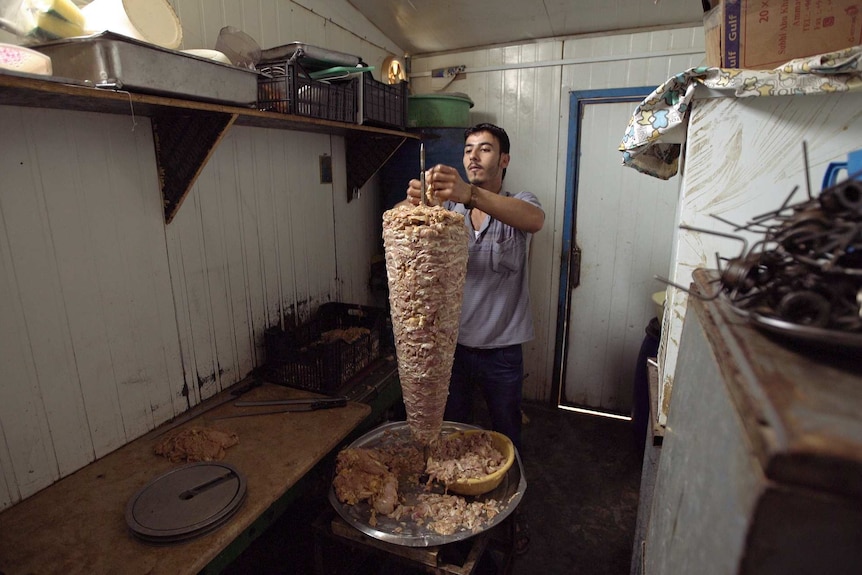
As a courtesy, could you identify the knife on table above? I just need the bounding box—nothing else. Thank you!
[211,397,348,420]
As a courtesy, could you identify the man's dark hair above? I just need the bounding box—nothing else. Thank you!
[464,123,510,154]
[464,123,510,179]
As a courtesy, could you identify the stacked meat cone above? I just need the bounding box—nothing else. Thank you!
[382,204,469,445]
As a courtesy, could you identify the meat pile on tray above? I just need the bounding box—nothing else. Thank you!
[332,431,505,535]
[382,204,469,444]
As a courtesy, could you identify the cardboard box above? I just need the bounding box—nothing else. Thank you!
[704,0,862,69]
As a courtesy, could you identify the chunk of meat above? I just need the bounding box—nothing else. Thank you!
[332,448,400,515]
[426,431,506,484]
[153,427,239,463]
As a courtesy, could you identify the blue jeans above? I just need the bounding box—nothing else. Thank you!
[444,343,524,455]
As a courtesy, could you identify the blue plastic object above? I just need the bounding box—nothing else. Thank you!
[821,148,862,189]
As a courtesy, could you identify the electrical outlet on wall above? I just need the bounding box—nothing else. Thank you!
[319,154,332,184]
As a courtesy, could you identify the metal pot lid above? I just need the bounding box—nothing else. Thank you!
[126,462,246,543]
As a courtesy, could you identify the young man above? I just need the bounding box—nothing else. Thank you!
[401,123,544,457]
[402,123,543,554]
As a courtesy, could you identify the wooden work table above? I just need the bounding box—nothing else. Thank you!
[0,383,372,574]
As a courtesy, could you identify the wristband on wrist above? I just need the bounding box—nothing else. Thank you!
[464,185,478,209]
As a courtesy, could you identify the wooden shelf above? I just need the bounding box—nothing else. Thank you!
[0,73,415,222]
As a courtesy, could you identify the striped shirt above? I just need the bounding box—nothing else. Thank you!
[445,190,542,348]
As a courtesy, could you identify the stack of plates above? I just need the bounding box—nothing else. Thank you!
[125,462,246,544]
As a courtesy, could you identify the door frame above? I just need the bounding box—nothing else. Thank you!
[552,87,657,409]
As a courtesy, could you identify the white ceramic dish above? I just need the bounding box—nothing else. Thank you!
[181,49,232,65]
[82,0,182,49]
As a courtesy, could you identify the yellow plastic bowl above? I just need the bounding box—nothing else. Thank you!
[445,430,515,496]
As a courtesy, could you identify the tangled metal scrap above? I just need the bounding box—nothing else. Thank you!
[670,157,862,345]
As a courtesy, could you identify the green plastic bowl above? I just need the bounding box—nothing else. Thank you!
[407,93,474,128]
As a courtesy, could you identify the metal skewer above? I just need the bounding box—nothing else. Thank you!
[420,142,428,205]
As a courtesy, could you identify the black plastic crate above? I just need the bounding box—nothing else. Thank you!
[361,74,407,129]
[264,303,385,393]
[258,60,357,123]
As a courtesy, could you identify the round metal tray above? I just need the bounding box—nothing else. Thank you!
[329,421,526,547]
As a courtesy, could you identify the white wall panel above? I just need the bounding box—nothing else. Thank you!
[331,140,383,308]
[0,110,67,503]
[166,127,339,405]
[0,108,183,507]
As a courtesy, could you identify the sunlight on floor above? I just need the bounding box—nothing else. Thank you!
[557,404,633,421]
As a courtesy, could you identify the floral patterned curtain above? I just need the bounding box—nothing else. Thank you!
[620,46,862,180]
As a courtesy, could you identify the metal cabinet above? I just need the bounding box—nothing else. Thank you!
[644,270,862,575]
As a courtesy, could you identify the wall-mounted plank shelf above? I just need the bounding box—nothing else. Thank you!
[0,73,416,223]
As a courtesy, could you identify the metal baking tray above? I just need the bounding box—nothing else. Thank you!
[259,42,363,71]
[33,32,260,106]
[329,421,526,547]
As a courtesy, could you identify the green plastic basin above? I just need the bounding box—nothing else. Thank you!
[407,93,474,128]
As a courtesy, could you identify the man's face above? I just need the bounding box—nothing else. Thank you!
[463,131,510,186]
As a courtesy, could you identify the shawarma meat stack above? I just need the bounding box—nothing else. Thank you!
[382,204,469,444]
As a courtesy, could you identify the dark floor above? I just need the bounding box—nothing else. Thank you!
[223,401,643,575]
